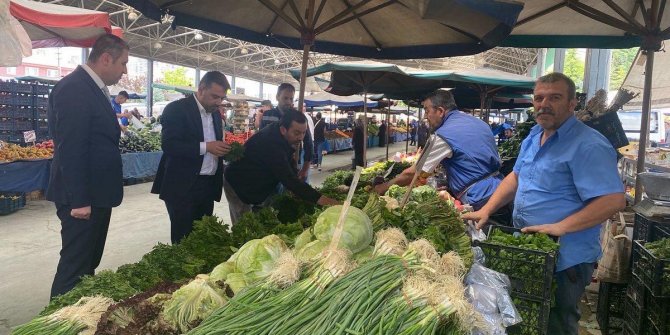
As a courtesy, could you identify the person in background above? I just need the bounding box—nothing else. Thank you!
[378,120,387,147]
[111,90,130,126]
[312,112,326,171]
[665,117,670,144]
[375,89,503,212]
[47,34,129,298]
[151,71,231,244]
[224,109,340,223]
[254,99,273,129]
[259,83,312,181]
[417,120,429,149]
[352,117,365,168]
[409,120,417,146]
[463,73,625,335]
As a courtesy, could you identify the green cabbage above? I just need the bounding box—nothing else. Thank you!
[353,246,374,264]
[224,272,248,294]
[296,240,330,261]
[294,229,315,250]
[313,206,373,253]
[162,274,227,332]
[209,261,236,283]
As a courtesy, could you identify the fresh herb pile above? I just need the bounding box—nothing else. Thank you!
[119,128,162,153]
[646,238,670,258]
[223,142,244,162]
[641,237,670,295]
[498,119,535,158]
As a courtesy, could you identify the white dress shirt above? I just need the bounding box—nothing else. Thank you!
[80,64,108,97]
[195,96,218,175]
[421,134,453,173]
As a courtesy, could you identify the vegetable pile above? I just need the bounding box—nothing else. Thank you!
[119,128,161,153]
[639,237,670,295]
[0,142,53,162]
[498,119,535,159]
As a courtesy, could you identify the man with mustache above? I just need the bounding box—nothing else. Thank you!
[463,72,625,335]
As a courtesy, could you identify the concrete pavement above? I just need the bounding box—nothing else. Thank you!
[0,141,414,334]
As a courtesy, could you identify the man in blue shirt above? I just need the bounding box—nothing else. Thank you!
[464,72,625,335]
[111,90,130,126]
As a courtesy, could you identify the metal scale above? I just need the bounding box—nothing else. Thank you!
[633,172,670,218]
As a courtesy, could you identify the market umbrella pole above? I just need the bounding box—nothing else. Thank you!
[406,105,409,154]
[385,99,390,160]
[363,92,368,167]
[634,50,655,205]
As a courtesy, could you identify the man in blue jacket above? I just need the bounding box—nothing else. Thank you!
[464,73,625,335]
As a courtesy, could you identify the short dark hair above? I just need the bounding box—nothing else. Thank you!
[277,83,295,95]
[537,72,576,99]
[261,99,272,107]
[424,89,458,111]
[88,34,129,63]
[117,91,129,99]
[279,108,307,129]
[199,71,231,91]
[316,112,322,119]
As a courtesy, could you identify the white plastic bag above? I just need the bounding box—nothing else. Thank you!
[465,263,523,334]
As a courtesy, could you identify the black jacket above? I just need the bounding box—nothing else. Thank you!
[151,95,224,202]
[225,123,321,205]
[314,118,326,142]
[46,66,123,208]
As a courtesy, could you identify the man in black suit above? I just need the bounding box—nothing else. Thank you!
[47,34,129,298]
[152,71,231,244]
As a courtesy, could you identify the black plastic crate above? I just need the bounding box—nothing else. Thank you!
[598,282,627,334]
[632,240,670,298]
[34,97,48,108]
[14,121,33,131]
[12,108,34,119]
[35,108,47,119]
[0,106,13,118]
[507,296,551,335]
[634,213,670,242]
[647,293,670,335]
[478,225,557,301]
[0,120,14,131]
[0,192,26,215]
[0,94,33,106]
[33,85,50,95]
[624,294,648,335]
[628,273,647,307]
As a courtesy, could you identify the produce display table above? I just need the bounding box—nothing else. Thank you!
[121,151,163,179]
[326,138,353,152]
[0,159,52,193]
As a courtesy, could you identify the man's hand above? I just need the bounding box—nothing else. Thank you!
[317,196,341,206]
[521,223,566,237]
[461,209,491,230]
[206,141,231,157]
[71,206,91,220]
[298,165,309,181]
[373,181,392,195]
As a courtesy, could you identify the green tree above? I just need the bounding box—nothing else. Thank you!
[609,47,638,90]
[161,67,193,87]
[563,49,585,92]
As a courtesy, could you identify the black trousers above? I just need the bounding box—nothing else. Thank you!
[165,175,216,244]
[51,204,111,298]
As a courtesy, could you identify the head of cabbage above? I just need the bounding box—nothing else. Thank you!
[314,205,373,254]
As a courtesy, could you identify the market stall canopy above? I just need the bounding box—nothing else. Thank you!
[109,85,146,99]
[119,0,523,59]
[412,68,535,91]
[227,93,264,103]
[152,82,196,94]
[15,75,59,85]
[9,0,116,48]
[304,91,378,108]
[503,1,670,48]
[622,50,670,109]
[450,87,533,110]
[290,61,442,97]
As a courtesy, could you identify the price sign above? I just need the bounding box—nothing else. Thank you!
[23,130,36,144]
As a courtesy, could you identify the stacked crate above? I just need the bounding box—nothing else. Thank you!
[0,80,52,144]
[625,213,670,335]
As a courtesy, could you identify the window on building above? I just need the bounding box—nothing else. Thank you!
[25,67,39,76]
[46,69,59,77]
[6,67,17,75]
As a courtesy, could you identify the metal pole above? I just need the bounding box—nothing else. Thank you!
[406,105,410,154]
[363,92,368,167]
[634,50,655,204]
[386,100,390,160]
[297,43,310,114]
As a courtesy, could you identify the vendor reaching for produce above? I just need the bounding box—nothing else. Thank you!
[374,89,503,212]
[463,73,625,335]
[224,109,340,224]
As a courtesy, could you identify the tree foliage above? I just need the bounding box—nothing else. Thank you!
[609,48,638,90]
[116,75,147,94]
[161,67,193,87]
[563,49,585,92]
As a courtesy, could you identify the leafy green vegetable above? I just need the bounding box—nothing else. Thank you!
[223,142,245,162]
[313,205,373,253]
[162,274,227,333]
[386,184,438,203]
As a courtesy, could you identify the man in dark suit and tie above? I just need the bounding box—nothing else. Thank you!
[47,34,129,298]
[152,71,231,244]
